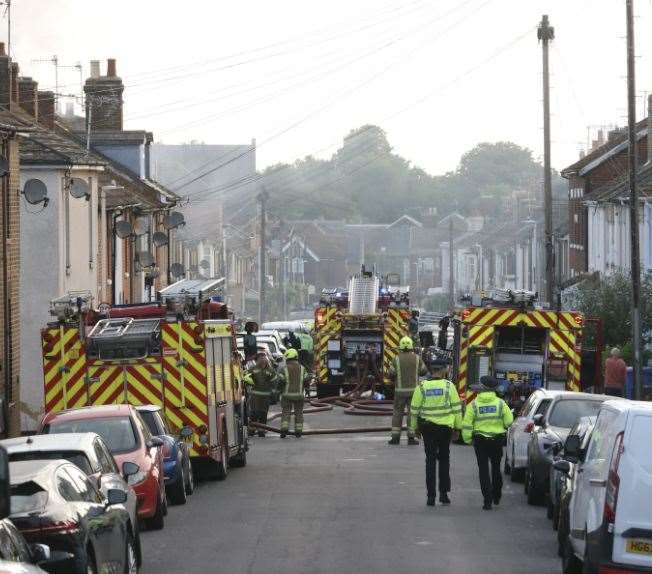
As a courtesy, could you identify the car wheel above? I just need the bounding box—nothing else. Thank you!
[229,444,247,468]
[168,462,187,505]
[162,485,168,516]
[146,493,165,531]
[562,537,583,574]
[185,458,195,495]
[125,532,138,574]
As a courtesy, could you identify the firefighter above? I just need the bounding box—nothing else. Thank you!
[388,336,427,446]
[410,356,462,507]
[278,348,311,438]
[243,322,258,363]
[244,353,278,437]
[462,375,514,510]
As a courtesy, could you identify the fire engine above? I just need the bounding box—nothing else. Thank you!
[313,267,413,398]
[450,289,585,407]
[40,279,247,479]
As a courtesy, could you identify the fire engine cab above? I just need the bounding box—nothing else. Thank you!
[41,279,247,479]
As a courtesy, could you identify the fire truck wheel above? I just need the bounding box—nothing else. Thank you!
[168,463,188,505]
[230,445,247,468]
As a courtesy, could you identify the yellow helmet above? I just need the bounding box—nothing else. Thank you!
[285,348,299,360]
[399,336,414,351]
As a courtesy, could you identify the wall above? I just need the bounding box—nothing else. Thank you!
[94,144,144,177]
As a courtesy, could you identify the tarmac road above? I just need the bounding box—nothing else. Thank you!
[140,406,559,574]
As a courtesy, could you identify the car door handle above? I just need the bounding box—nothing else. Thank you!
[589,479,607,487]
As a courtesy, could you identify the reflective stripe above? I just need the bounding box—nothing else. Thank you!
[251,390,272,397]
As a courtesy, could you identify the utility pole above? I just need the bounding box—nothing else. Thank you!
[448,216,455,310]
[257,189,269,324]
[626,0,642,400]
[538,15,555,308]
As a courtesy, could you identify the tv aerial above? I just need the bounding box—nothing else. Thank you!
[114,220,134,239]
[23,179,49,207]
[69,178,90,200]
[152,231,169,247]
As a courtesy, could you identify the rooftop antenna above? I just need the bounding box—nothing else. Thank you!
[31,55,59,113]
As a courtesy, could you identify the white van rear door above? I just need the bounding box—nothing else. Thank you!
[613,413,652,567]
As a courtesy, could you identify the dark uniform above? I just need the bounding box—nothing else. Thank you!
[244,363,278,437]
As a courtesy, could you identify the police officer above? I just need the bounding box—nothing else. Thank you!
[244,353,278,437]
[278,348,312,438]
[388,336,427,445]
[410,356,462,507]
[462,376,514,510]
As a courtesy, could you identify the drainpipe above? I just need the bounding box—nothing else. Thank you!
[1,139,11,435]
[111,210,122,305]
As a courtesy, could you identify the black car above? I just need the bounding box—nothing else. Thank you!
[136,405,194,505]
[525,392,608,505]
[547,416,595,529]
[9,459,137,574]
[553,419,595,557]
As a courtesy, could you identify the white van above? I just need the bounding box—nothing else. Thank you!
[562,399,652,573]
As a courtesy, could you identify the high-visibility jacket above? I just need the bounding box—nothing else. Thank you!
[244,366,277,397]
[409,379,462,431]
[388,351,427,396]
[297,333,313,353]
[462,391,513,444]
[278,360,310,399]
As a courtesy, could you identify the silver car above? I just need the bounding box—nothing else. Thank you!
[0,433,141,566]
[505,389,562,481]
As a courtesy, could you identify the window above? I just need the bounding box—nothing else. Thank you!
[133,412,152,441]
[94,440,118,474]
[56,470,82,502]
[534,399,552,417]
[45,416,139,453]
[519,395,536,417]
[586,409,619,463]
[0,524,20,562]
[9,450,94,475]
[10,481,48,513]
[139,410,160,436]
[65,466,102,504]
[2,521,31,562]
[547,399,605,429]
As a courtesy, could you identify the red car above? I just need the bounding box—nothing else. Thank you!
[40,404,168,530]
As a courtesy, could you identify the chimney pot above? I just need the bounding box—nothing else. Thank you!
[107,58,116,77]
[90,60,100,79]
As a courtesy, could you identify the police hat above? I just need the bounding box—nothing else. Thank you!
[476,375,501,391]
[426,355,450,369]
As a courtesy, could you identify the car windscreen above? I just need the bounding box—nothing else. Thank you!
[44,416,138,454]
[548,399,605,429]
[9,451,93,475]
[10,481,48,513]
[138,410,158,436]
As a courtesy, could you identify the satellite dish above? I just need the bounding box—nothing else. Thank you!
[0,156,9,177]
[23,179,48,206]
[152,231,169,247]
[69,178,90,200]
[115,220,133,239]
[146,269,160,279]
[138,251,155,268]
[200,259,210,270]
[133,217,149,236]
[163,211,185,230]
[170,263,185,278]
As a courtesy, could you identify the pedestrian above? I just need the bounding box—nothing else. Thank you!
[388,336,427,445]
[278,348,311,438]
[410,356,462,507]
[244,353,278,437]
[243,322,258,363]
[462,375,513,510]
[604,347,627,397]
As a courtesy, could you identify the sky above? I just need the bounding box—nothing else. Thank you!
[8,0,652,180]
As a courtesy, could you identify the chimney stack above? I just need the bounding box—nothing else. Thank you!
[0,42,11,110]
[84,58,124,131]
[18,77,38,118]
[37,91,55,130]
[10,62,18,104]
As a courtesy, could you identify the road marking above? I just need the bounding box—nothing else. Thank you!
[342,458,366,461]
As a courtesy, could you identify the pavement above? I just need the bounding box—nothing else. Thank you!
[140,406,560,574]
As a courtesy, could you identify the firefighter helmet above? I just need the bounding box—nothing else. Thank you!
[399,336,414,351]
[285,348,299,360]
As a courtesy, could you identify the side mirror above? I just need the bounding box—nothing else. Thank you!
[146,437,165,449]
[553,460,572,474]
[122,461,140,479]
[564,435,582,460]
[533,414,544,427]
[0,445,9,519]
[106,488,128,506]
[29,543,51,563]
[179,426,193,439]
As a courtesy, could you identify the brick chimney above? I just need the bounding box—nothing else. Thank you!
[37,91,55,130]
[18,77,38,118]
[0,42,11,110]
[10,62,18,104]
[84,58,124,131]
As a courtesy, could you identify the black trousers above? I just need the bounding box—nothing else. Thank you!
[473,434,504,503]
[420,420,453,497]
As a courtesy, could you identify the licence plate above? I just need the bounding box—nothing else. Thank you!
[626,539,652,555]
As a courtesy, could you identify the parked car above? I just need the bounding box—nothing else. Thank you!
[1,433,141,566]
[136,405,194,505]
[505,389,561,481]
[553,417,596,558]
[548,416,596,529]
[526,392,610,505]
[9,459,137,574]
[562,400,652,574]
[40,404,167,530]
